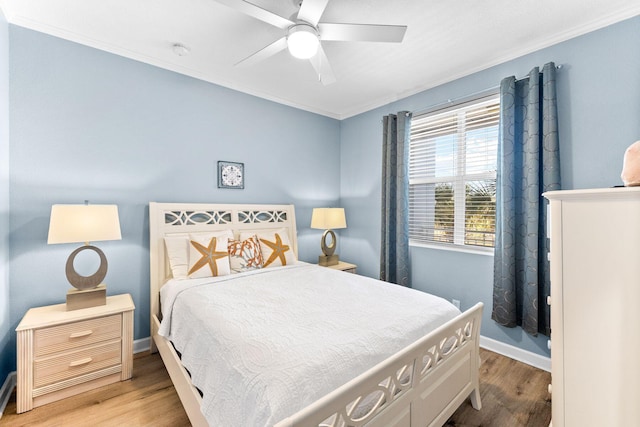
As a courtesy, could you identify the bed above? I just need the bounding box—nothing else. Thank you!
[149,202,483,427]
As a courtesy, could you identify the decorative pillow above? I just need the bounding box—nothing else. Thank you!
[246,229,296,268]
[228,235,264,273]
[164,235,190,279]
[188,234,231,279]
[164,230,233,279]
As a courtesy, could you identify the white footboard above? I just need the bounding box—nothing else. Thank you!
[154,304,482,427]
[275,303,484,427]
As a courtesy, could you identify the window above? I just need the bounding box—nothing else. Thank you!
[408,95,499,251]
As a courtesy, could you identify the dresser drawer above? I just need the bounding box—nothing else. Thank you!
[34,314,122,357]
[34,339,122,388]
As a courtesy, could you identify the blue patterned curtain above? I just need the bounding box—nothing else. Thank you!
[380,112,411,287]
[492,63,560,336]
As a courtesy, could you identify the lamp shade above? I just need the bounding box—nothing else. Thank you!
[48,204,122,244]
[310,208,347,230]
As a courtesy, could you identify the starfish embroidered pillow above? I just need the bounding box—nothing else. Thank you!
[187,234,232,279]
[228,235,264,273]
[164,230,233,279]
[245,229,296,268]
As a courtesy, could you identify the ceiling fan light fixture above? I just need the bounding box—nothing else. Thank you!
[287,24,319,59]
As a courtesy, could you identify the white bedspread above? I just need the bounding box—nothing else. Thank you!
[159,262,460,427]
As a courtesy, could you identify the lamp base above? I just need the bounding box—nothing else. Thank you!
[66,284,106,311]
[318,254,339,266]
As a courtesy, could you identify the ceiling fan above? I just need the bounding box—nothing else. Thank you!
[214,0,408,85]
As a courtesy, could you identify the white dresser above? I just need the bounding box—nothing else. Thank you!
[544,187,640,427]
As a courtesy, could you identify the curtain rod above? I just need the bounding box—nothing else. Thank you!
[410,86,499,117]
[515,63,563,81]
[410,63,563,117]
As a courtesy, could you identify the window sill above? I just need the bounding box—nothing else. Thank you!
[410,240,495,256]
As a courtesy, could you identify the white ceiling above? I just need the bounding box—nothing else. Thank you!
[1,0,639,119]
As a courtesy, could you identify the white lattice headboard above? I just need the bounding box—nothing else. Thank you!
[149,202,298,321]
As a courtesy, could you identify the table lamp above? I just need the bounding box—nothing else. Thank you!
[310,207,347,266]
[47,203,122,310]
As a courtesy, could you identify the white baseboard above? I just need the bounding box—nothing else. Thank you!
[134,337,151,354]
[0,371,16,420]
[480,335,551,372]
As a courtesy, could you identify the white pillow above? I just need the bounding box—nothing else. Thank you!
[164,235,190,279]
[242,228,296,268]
[188,234,231,279]
[164,230,233,279]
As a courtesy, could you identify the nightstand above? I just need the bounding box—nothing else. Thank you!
[15,293,135,413]
[323,261,357,274]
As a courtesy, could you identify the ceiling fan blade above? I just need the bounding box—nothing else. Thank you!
[214,0,293,29]
[297,0,329,26]
[310,45,336,85]
[319,23,407,42]
[235,37,288,67]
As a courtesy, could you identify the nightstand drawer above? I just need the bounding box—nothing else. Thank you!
[34,314,122,357]
[34,339,122,388]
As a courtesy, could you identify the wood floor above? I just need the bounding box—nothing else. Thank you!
[2,348,551,427]
[445,349,551,427]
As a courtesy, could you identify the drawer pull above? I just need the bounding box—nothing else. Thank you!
[69,330,93,339]
[69,357,93,367]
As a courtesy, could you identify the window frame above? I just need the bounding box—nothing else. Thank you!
[408,92,499,256]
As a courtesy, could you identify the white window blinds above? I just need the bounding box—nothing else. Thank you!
[408,95,499,249]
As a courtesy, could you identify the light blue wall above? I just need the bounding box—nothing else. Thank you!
[6,26,341,372]
[340,16,640,357]
[3,15,639,380]
[0,12,10,383]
